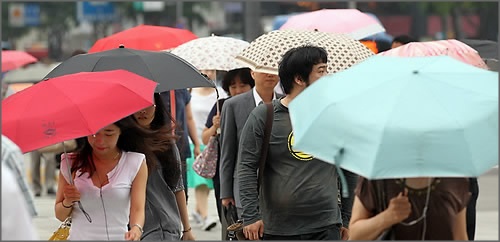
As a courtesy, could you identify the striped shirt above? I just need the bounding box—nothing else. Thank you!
[2,135,38,217]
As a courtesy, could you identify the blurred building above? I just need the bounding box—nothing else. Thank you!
[3,1,497,60]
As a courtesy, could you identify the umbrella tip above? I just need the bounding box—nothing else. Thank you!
[119,44,125,48]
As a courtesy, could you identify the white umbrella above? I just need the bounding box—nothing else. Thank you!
[170,35,250,71]
[2,62,60,84]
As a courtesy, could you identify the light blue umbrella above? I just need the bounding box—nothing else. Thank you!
[289,55,498,179]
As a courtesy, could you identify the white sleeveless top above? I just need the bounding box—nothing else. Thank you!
[60,151,145,240]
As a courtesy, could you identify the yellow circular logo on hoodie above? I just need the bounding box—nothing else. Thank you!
[288,132,313,161]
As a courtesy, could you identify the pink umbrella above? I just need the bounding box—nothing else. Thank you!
[378,39,489,69]
[1,50,38,72]
[279,9,385,40]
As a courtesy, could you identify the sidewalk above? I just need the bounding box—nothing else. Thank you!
[33,190,222,240]
[26,154,498,240]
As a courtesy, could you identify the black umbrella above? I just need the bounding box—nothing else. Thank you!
[44,46,215,93]
[461,39,498,60]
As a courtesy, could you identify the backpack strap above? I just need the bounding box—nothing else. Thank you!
[257,102,274,191]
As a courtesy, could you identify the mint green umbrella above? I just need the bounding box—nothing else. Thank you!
[289,55,498,179]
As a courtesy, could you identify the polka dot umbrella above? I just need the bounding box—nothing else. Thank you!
[235,29,374,75]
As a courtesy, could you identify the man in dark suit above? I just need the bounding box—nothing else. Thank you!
[219,71,280,217]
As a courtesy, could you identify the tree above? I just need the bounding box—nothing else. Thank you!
[409,2,428,40]
[476,2,498,40]
[423,2,497,40]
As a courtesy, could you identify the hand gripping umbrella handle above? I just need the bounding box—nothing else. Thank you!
[62,141,73,186]
[62,141,92,223]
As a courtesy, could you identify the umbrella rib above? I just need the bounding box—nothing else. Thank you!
[136,54,157,82]
[50,79,151,135]
[15,84,42,145]
[90,56,106,73]
[48,81,94,135]
[416,73,482,176]
[423,73,497,99]
[369,78,412,177]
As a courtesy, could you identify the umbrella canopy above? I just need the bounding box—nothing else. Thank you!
[379,39,488,69]
[170,35,250,71]
[484,59,498,72]
[361,12,393,44]
[1,50,38,72]
[88,24,198,53]
[44,46,215,93]
[2,62,60,84]
[235,29,374,75]
[2,70,157,153]
[289,55,498,179]
[460,39,498,60]
[279,9,386,40]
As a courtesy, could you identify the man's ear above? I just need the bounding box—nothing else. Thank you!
[294,75,306,86]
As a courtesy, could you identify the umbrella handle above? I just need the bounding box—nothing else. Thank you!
[170,90,176,136]
[334,148,349,198]
[336,165,349,198]
[62,141,73,186]
[215,87,221,135]
[62,141,92,223]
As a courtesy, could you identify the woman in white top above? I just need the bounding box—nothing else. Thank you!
[186,69,226,231]
[54,116,151,240]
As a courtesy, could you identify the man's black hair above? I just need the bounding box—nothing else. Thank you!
[278,45,328,94]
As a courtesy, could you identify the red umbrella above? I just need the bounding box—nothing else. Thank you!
[88,24,198,53]
[2,70,157,153]
[2,50,38,72]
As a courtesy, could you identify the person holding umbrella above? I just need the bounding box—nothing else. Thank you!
[55,116,152,240]
[201,67,255,239]
[186,69,224,232]
[349,177,470,240]
[131,93,195,240]
[2,70,160,240]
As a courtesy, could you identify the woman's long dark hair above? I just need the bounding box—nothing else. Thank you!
[136,93,181,188]
[71,116,167,179]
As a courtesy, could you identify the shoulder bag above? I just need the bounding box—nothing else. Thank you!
[192,135,219,178]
